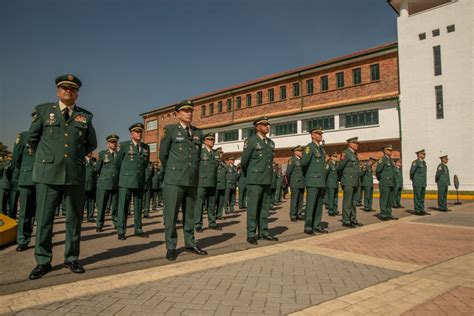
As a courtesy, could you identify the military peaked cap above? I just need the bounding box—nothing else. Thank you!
[55,74,82,90]
[253,116,270,126]
[175,100,194,112]
[106,134,119,142]
[129,123,144,132]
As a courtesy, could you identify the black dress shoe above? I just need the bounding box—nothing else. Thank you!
[247,237,258,245]
[185,245,208,255]
[352,221,364,227]
[135,231,149,238]
[342,223,355,228]
[314,228,329,234]
[304,229,315,235]
[208,225,222,230]
[328,213,336,217]
[290,218,298,222]
[216,216,224,220]
[378,216,390,221]
[87,219,95,223]
[297,215,305,220]
[143,214,151,219]
[259,235,278,241]
[389,216,399,220]
[96,227,103,232]
[166,249,178,261]
[29,264,52,280]
[118,234,127,240]
[195,227,204,233]
[16,244,29,252]
[334,211,340,215]
[422,211,431,216]
[176,219,182,224]
[63,261,85,274]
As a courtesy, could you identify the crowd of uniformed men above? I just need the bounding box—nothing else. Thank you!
[0,74,452,280]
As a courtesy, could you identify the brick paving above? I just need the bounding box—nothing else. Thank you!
[13,250,402,315]
[317,223,474,265]
[402,286,474,316]
[413,212,474,228]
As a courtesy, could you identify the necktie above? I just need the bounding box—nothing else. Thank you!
[63,108,70,121]
[185,126,191,137]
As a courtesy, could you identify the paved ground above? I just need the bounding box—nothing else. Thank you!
[1,197,473,315]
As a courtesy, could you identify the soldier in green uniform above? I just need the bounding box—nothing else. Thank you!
[286,146,305,221]
[326,152,340,216]
[224,157,238,214]
[84,153,96,222]
[95,134,120,232]
[215,148,227,219]
[13,131,36,251]
[410,149,430,215]
[361,157,377,212]
[151,161,163,209]
[116,123,150,240]
[0,155,13,215]
[392,159,404,208]
[159,100,208,261]
[275,165,284,203]
[337,137,363,228]
[237,163,247,209]
[28,74,97,279]
[143,161,154,218]
[241,116,278,245]
[375,146,398,220]
[194,132,221,232]
[435,155,450,211]
[8,151,20,219]
[301,127,328,235]
[270,162,278,207]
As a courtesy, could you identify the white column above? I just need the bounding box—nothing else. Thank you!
[297,120,303,134]
[400,0,409,17]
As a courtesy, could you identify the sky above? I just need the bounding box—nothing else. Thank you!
[0,0,397,151]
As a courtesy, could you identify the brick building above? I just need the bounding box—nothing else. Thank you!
[141,42,400,169]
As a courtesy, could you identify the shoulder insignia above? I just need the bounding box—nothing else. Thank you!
[288,159,292,165]
[32,111,39,122]
[74,114,87,124]
[243,138,248,149]
[412,161,416,166]
[162,127,167,138]
[438,166,442,170]
[305,146,311,154]
[15,134,21,144]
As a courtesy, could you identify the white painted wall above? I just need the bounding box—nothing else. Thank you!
[397,0,474,190]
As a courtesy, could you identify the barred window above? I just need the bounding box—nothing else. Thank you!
[220,129,239,142]
[340,109,379,128]
[304,116,335,132]
[146,120,157,130]
[271,121,297,136]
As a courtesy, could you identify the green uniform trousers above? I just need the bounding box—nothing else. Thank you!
[16,186,36,247]
[238,187,247,209]
[143,188,152,216]
[437,185,448,211]
[246,184,271,238]
[194,186,217,229]
[152,189,163,209]
[35,183,84,265]
[163,184,197,250]
[96,189,118,228]
[392,186,402,207]
[289,188,304,219]
[0,189,8,214]
[224,188,236,213]
[84,190,95,221]
[304,187,326,231]
[356,186,362,205]
[379,186,394,218]
[413,186,426,213]
[342,185,358,225]
[275,185,282,203]
[8,189,19,219]
[327,187,339,215]
[362,186,373,211]
[215,189,226,218]
[117,188,144,235]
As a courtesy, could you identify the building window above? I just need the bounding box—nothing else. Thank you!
[336,72,344,88]
[433,45,442,76]
[148,143,157,153]
[246,94,252,107]
[236,96,242,109]
[306,79,314,94]
[320,75,328,91]
[370,64,380,81]
[292,82,300,97]
[305,116,335,132]
[257,91,263,105]
[220,129,239,142]
[146,120,157,130]
[280,86,287,99]
[243,127,256,139]
[352,68,362,85]
[435,85,444,119]
[268,88,274,102]
[419,33,426,40]
[209,103,214,115]
[447,24,455,33]
[201,105,206,117]
[217,101,223,113]
[432,29,440,37]
[226,98,232,111]
[340,109,379,128]
[272,121,297,136]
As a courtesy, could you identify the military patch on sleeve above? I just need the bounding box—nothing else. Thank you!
[15,134,21,144]
[32,111,38,122]
[288,159,292,165]
[378,158,383,164]
[412,161,416,166]
[305,146,311,154]
[162,127,167,139]
[243,138,248,149]
[438,166,442,170]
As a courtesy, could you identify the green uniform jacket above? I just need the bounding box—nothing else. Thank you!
[95,150,119,191]
[410,159,427,187]
[13,131,36,187]
[435,163,450,186]
[271,166,277,189]
[286,156,305,189]
[360,162,374,187]
[394,167,403,187]
[301,142,326,188]
[225,164,238,189]
[216,161,227,190]
[28,102,97,185]
[159,124,202,187]
[375,156,395,187]
[0,161,13,189]
[325,160,339,189]
[197,148,218,188]
[337,148,360,187]
[240,135,275,185]
[116,140,150,189]
[237,170,246,189]
[152,167,162,190]
[144,163,154,189]
[84,159,96,192]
